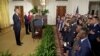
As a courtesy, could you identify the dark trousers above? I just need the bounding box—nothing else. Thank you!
[89,39,98,56]
[25,24,29,34]
[91,40,100,56]
[14,29,21,45]
[29,23,31,32]
[94,42,100,56]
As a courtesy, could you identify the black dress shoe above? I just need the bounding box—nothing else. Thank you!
[17,44,22,46]
[26,33,30,35]
[21,42,23,44]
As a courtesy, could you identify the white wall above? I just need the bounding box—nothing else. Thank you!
[46,0,68,25]
[67,0,79,14]
[46,0,89,25]
[8,0,33,24]
[79,0,89,15]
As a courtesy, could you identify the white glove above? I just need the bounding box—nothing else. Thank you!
[35,31,39,34]
[64,42,67,47]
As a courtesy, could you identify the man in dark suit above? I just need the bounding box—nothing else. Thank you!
[61,24,70,53]
[24,14,29,34]
[96,34,100,56]
[13,8,22,46]
[68,24,84,56]
[67,21,77,47]
[88,18,100,43]
[88,16,100,55]
[75,27,92,56]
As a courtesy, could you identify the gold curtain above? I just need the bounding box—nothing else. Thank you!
[0,0,10,29]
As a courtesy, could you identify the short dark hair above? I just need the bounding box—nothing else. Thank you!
[64,24,68,27]
[28,11,31,13]
[93,16,99,21]
[88,17,93,20]
[81,27,89,35]
[14,7,19,12]
[77,24,83,27]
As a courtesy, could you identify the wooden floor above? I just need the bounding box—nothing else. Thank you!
[0,27,41,56]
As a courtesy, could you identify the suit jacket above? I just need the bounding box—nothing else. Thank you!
[88,23,100,41]
[24,15,29,25]
[75,37,92,56]
[61,28,69,42]
[28,15,32,23]
[13,13,21,31]
[67,22,77,43]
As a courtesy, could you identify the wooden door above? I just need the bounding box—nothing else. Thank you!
[15,6,24,27]
[56,6,66,17]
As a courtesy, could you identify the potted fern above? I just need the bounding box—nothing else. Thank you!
[41,9,49,16]
[30,6,38,14]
